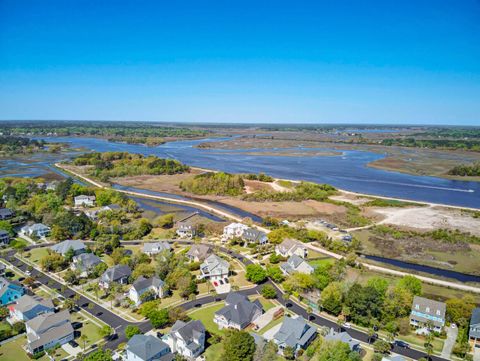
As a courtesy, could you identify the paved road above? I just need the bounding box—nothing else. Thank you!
[5,242,449,360]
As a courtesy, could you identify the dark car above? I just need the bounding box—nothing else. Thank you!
[156,332,163,338]
[71,322,83,330]
[108,333,118,341]
[68,340,79,348]
[393,340,410,348]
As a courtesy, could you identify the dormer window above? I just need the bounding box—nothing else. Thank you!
[436,310,441,316]
[415,304,419,310]
[426,307,430,313]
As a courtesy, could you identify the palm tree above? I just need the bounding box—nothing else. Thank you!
[107,293,115,309]
[336,318,344,332]
[80,334,88,351]
[91,283,100,300]
[367,328,375,344]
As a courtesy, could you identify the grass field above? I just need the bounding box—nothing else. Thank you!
[188,303,225,336]
[0,336,68,361]
[309,257,335,268]
[71,312,104,347]
[204,343,223,361]
[25,247,49,263]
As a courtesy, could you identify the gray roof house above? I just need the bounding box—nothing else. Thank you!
[382,356,406,361]
[143,241,172,256]
[242,228,268,245]
[273,316,317,356]
[71,253,103,276]
[275,238,307,258]
[200,254,229,281]
[0,208,14,220]
[129,276,166,306]
[9,295,55,322]
[25,310,74,354]
[99,264,131,289]
[0,263,5,276]
[410,296,446,332]
[50,240,86,256]
[164,320,206,359]
[469,308,480,343]
[186,244,212,262]
[280,255,314,275]
[0,230,10,245]
[214,292,263,330]
[324,329,360,351]
[126,334,173,361]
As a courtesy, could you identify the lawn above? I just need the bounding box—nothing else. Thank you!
[260,315,284,334]
[8,238,28,250]
[25,247,49,263]
[309,257,335,268]
[252,295,275,311]
[71,312,104,348]
[0,336,68,361]
[204,342,223,361]
[188,303,225,336]
[398,332,445,354]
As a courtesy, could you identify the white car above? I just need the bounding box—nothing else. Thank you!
[343,322,352,329]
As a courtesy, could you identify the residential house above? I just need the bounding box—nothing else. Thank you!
[214,292,263,330]
[324,329,360,352]
[186,244,212,263]
[21,223,51,238]
[176,221,196,238]
[71,253,103,277]
[101,204,121,212]
[200,254,229,281]
[0,208,14,220]
[469,307,480,347]
[242,228,268,245]
[8,295,54,322]
[0,277,25,305]
[25,310,74,355]
[410,296,446,332]
[99,264,132,289]
[280,255,314,275]
[0,230,10,245]
[275,238,307,258]
[129,276,166,306]
[45,181,59,191]
[84,209,100,221]
[164,320,206,359]
[125,334,172,361]
[74,195,96,207]
[222,223,249,241]
[272,316,317,356]
[50,239,86,256]
[143,241,172,256]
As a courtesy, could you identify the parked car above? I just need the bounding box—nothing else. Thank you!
[213,281,218,286]
[343,322,352,329]
[68,340,79,348]
[393,340,410,348]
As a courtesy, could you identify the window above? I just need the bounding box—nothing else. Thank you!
[415,304,419,310]
[426,307,430,313]
[436,310,441,316]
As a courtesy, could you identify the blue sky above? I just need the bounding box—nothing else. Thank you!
[1,1,479,125]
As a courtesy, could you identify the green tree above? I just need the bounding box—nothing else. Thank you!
[82,349,113,361]
[283,345,295,360]
[222,330,256,361]
[125,325,141,339]
[80,334,89,350]
[245,264,267,284]
[373,340,391,354]
[148,309,170,328]
[321,282,343,316]
[446,295,476,327]
[261,284,277,299]
[64,247,75,262]
[397,275,422,296]
[99,325,113,339]
[266,266,285,283]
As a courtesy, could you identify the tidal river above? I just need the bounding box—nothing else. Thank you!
[31,136,480,209]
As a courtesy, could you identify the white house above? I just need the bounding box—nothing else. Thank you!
[214,292,263,330]
[280,255,314,275]
[143,241,172,256]
[222,223,249,241]
[129,276,166,306]
[200,254,229,281]
[164,320,206,359]
[21,223,51,239]
[74,195,96,207]
[176,221,197,238]
[25,310,74,355]
[276,238,308,258]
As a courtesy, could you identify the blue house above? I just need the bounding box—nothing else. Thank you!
[0,277,25,305]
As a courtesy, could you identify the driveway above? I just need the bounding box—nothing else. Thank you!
[262,323,282,341]
[441,325,458,359]
[474,346,480,361]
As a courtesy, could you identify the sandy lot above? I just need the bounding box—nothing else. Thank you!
[373,206,480,236]
[330,192,372,206]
